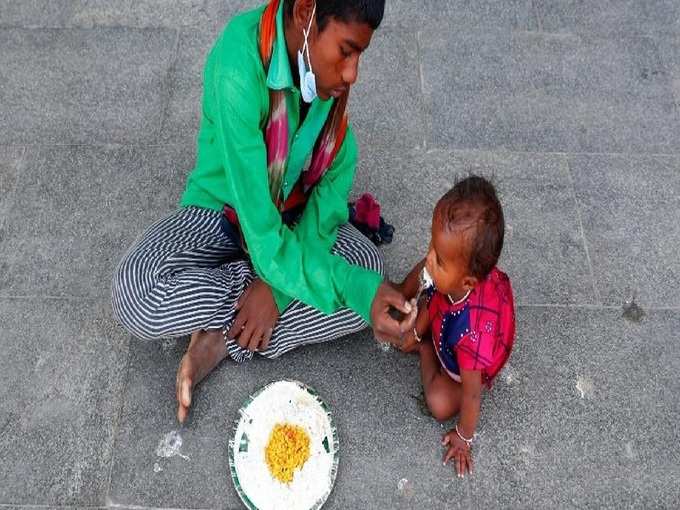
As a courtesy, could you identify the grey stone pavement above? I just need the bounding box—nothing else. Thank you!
[1,0,680,508]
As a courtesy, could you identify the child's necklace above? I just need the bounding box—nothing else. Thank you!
[447,289,471,306]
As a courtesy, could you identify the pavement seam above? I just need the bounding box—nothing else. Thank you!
[0,146,26,233]
[154,28,183,143]
[0,146,31,242]
[2,296,678,311]
[530,0,543,32]
[422,146,680,159]
[4,143,680,160]
[415,29,430,151]
[0,506,214,510]
[563,155,603,306]
[103,335,134,506]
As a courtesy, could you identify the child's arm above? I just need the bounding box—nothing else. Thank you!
[399,303,430,353]
[442,369,482,477]
[397,258,426,300]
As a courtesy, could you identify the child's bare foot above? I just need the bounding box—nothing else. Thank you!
[176,329,228,423]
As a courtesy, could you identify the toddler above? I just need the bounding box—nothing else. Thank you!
[396,175,515,478]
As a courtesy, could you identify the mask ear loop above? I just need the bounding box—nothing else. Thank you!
[302,4,316,70]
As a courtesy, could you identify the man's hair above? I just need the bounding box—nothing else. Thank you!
[434,175,505,280]
[284,0,385,31]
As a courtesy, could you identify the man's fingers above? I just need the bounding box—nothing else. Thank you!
[456,453,463,477]
[260,327,274,351]
[375,316,404,343]
[442,434,451,446]
[248,327,264,352]
[382,285,412,315]
[238,321,256,349]
[398,299,418,333]
[227,310,247,339]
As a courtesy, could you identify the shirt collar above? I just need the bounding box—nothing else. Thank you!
[266,0,294,90]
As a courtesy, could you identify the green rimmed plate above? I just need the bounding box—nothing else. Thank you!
[228,380,340,510]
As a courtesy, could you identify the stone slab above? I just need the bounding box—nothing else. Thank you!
[108,306,680,508]
[471,306,680,508]
[531,0,680,37]
[107,332,473,509]
[0,27,176,145]
[659,36,680,108]
[0,144,192,298]
[569,153,680,307]
[0,0,244,28]
[0,146,24,220]
[353,147,596,305]
[159,29,216,144]
[349,27,427,153]
[0,298,129,505]
[383,0,532,31]
[420,28,680,153]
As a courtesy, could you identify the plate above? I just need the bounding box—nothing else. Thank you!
[228,380,339,510]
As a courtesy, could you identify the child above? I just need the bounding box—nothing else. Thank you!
[396,175,515,478]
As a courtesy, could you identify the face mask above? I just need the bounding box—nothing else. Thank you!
[297,4,317,103]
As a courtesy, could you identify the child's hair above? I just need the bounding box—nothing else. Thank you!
[434,175,505,280]
[284,0,385,31]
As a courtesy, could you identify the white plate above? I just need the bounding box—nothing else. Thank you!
[228,380,339,510]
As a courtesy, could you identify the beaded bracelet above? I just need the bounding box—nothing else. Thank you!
[455,424,474,447]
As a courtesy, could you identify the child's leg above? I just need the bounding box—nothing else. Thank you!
[419,341,462,421]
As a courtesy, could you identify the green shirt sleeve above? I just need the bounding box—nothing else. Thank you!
[272,126,381,315]
[211,62,382,323]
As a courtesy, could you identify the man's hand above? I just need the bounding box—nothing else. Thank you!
[398,327,423,353]
[442,430,473,478]
[370,282,416,343]
[227,279,279,352]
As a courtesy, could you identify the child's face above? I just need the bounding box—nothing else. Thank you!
[425,219,478,300]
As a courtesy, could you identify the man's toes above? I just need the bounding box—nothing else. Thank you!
[179,376,192,408]
[177,402,188,424]
[176,377,192,423]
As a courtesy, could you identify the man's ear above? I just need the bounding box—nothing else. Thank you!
[292,0,316,32]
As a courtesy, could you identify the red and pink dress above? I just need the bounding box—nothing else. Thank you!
[427,267,516,388]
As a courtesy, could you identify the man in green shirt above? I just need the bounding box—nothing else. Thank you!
[112,0,415,423]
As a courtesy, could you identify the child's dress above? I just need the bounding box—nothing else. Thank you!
[427,267,515,388]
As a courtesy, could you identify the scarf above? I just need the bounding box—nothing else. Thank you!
[223,0,349,247]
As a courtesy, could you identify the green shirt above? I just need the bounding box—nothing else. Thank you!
[180,3,382,323]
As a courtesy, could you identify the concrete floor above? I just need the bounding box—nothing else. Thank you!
[1,1,679,508]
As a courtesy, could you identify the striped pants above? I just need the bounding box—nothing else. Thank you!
[111,206,384,363]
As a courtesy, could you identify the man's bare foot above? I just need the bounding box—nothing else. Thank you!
[176,329,228,423]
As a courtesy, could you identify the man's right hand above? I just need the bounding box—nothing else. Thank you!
[370,282,417,343]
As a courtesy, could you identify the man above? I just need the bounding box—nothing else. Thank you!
[112,0,415,423]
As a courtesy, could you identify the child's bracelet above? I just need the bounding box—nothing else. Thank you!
[455,424,474,447]
[413,328,422,343]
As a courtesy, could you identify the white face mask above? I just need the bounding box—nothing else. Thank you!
[297,4,317,103]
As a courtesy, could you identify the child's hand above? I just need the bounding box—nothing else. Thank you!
[442,430,473,478]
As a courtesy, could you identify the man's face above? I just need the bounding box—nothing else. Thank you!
[307,18,374,100]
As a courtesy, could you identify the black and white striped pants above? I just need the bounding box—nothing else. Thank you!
[111,206,384,363]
